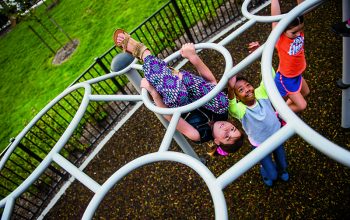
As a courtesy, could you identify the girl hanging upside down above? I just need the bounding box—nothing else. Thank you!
[113,29,243,155]
[114,29,229,114]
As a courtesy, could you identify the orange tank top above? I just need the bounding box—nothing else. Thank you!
[276,32,306,77]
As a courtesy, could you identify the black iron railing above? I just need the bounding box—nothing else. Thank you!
[0,0,267,219]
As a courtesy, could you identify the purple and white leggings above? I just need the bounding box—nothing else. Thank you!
[142,55,228,114]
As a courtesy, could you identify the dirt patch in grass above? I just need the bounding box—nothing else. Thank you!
[52,39,79,65]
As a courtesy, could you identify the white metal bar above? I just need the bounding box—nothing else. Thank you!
[341,0,350,128]
[3,1,350,219]
[158,112,181,152]
[0,83,90,170]
[156,113,201,159]
[261,0,350,167]
[1,197,14,220]
[52,153,101,193]
[89,94,142,102]
[123,64,201,160]
[0,83,91,207]
[216,125,295,189]
[141,43,233,115]
[219,18,257,46]
[38,102,144,220]
[242,0,284,22]
[82,152,227,220]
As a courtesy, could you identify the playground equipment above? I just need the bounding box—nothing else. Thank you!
[340,0,350,128]
[1,0,349,219]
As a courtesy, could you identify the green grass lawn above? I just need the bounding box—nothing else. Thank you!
[0,0,168,151]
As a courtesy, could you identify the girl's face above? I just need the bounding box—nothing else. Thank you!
[234,80,255,105]
[212,121,241,145]
[284,23,304,39]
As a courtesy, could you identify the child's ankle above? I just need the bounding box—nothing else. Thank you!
[142,50,152,60]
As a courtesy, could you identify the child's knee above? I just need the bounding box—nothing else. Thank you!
[298,100,307,111]
[290,94,307,112]
[302,87,310,97]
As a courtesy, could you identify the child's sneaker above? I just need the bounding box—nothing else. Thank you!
[279,170,289,182]
[332,20,350,37]
[260,166,273,187]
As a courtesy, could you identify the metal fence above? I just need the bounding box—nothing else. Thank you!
[0,0,267,219]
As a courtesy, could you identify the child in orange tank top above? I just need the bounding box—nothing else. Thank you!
[249,0,310,113]
[272,0,310,113]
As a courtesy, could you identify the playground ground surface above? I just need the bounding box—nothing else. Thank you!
[45,0,350,219]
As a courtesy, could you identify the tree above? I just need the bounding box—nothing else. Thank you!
[0,0,35,27]
[0,12,8,28]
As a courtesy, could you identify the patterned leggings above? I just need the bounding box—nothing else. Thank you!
[142,55,228,114]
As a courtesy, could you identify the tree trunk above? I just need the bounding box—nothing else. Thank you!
[9,15,16,27]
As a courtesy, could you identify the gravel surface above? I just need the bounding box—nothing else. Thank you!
[45,1,350,219]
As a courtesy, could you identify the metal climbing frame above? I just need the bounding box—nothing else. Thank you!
[1,0,350,219]
[341,0,350,128]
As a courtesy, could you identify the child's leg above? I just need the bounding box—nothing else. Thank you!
[181,71,228,114]
[275,72,307,112]
[286,77,309,106]
[259,166,273,186]
[273,145,288,172]
[300,77,310,97]
[142,56,189,108]
[113,29,151,61]
[273,144,289,181]
[114,30,189,108]
[287,92,307,112]
[260,153,278,181]
[285,78,310,106]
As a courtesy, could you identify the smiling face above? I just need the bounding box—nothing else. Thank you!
[284,23,304,39]
[212,121,241,145]
[234,79,256,106]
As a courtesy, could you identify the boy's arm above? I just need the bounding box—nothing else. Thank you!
[140,78,201,141]
[227,75,237,100]
[181,43,217,84]
[271,0,281,29]
[228,98,245,120]
[227,76,245,119]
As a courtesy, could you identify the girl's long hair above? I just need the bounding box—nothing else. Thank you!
[207,142,218,157]
[206,135,244,157]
